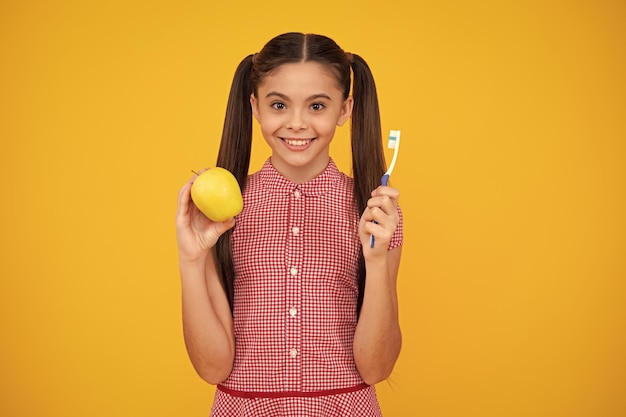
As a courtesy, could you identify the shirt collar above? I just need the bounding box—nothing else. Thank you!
[258,158,343,197]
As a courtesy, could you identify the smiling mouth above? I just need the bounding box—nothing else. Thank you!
[281,137,314,146]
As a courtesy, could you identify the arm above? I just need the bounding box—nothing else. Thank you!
[176,174,236,384]
[353,186,403,385]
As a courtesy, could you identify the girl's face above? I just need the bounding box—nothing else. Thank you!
[251,61,353,184]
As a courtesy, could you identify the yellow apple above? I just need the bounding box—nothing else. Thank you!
[190,167,243,222]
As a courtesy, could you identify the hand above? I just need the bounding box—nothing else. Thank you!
[176,170,236,263]
[359,185,400,259]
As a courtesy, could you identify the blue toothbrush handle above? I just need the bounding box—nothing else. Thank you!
[369,174,390,248]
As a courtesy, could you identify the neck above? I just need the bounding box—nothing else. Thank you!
[270,155,330,184]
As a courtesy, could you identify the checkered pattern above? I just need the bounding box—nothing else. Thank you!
[213,159,403,416]
[211,385,382,416]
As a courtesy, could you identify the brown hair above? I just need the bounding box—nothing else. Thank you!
[215,32,386,317]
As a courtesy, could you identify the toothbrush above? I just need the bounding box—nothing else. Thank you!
[370,129,401,248]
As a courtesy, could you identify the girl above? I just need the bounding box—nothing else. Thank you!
[176,32,403,416]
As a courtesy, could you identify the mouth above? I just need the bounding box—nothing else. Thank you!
[280,137,315,147]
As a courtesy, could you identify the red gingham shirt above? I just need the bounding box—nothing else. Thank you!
[212,159,403,416]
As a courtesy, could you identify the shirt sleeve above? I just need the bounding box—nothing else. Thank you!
[388,204,404,250]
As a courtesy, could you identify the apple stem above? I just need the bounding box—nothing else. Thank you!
[191,170,200,176]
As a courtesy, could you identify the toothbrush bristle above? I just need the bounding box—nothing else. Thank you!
[388,130,401,149]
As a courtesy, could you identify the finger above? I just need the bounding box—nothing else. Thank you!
[367,196,397,218]
[362,219,391,245]
[368,206,391,225]
[176,180,195,223]
[361,207,394,228]
[177,181,190,210]
[370,186,400,210]
[214,217,236,236]
[371,185,400,201]
[360,206,374,223]
[380,194,399,217]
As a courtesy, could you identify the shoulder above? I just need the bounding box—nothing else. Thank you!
[243,169,263,192]
[330,171,356,210]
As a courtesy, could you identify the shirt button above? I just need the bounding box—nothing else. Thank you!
[289,348,298,358]
[294,189,301,199]
[290,267,298,276]
[292,227,299,236]
[289,307,297,317]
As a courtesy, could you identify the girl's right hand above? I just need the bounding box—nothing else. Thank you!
[175,171,236,263]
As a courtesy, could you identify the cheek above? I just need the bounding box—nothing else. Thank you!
[316,118,340,134]
[261,123,280,137]
[257,116,281,135]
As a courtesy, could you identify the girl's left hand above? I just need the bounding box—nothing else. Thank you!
[359,185,400,258]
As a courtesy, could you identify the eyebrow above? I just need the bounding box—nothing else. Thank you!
[265,91,333,101]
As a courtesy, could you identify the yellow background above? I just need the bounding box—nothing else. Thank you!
[1,0,624,416]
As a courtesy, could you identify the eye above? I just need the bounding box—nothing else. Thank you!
[310,102,325,111]
[271,101,286,110]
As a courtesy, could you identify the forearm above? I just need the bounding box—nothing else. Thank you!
[353,247,402,385]
[180,253,235,384]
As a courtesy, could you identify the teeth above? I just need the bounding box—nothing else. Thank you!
[284,138,311,146]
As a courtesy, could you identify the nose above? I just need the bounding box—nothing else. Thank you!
[286,109,307,131]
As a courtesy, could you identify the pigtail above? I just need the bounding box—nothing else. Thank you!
[350,54,386,212]
[350,54,387,317]
[217,54,254,186]
[215,54,255,313]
